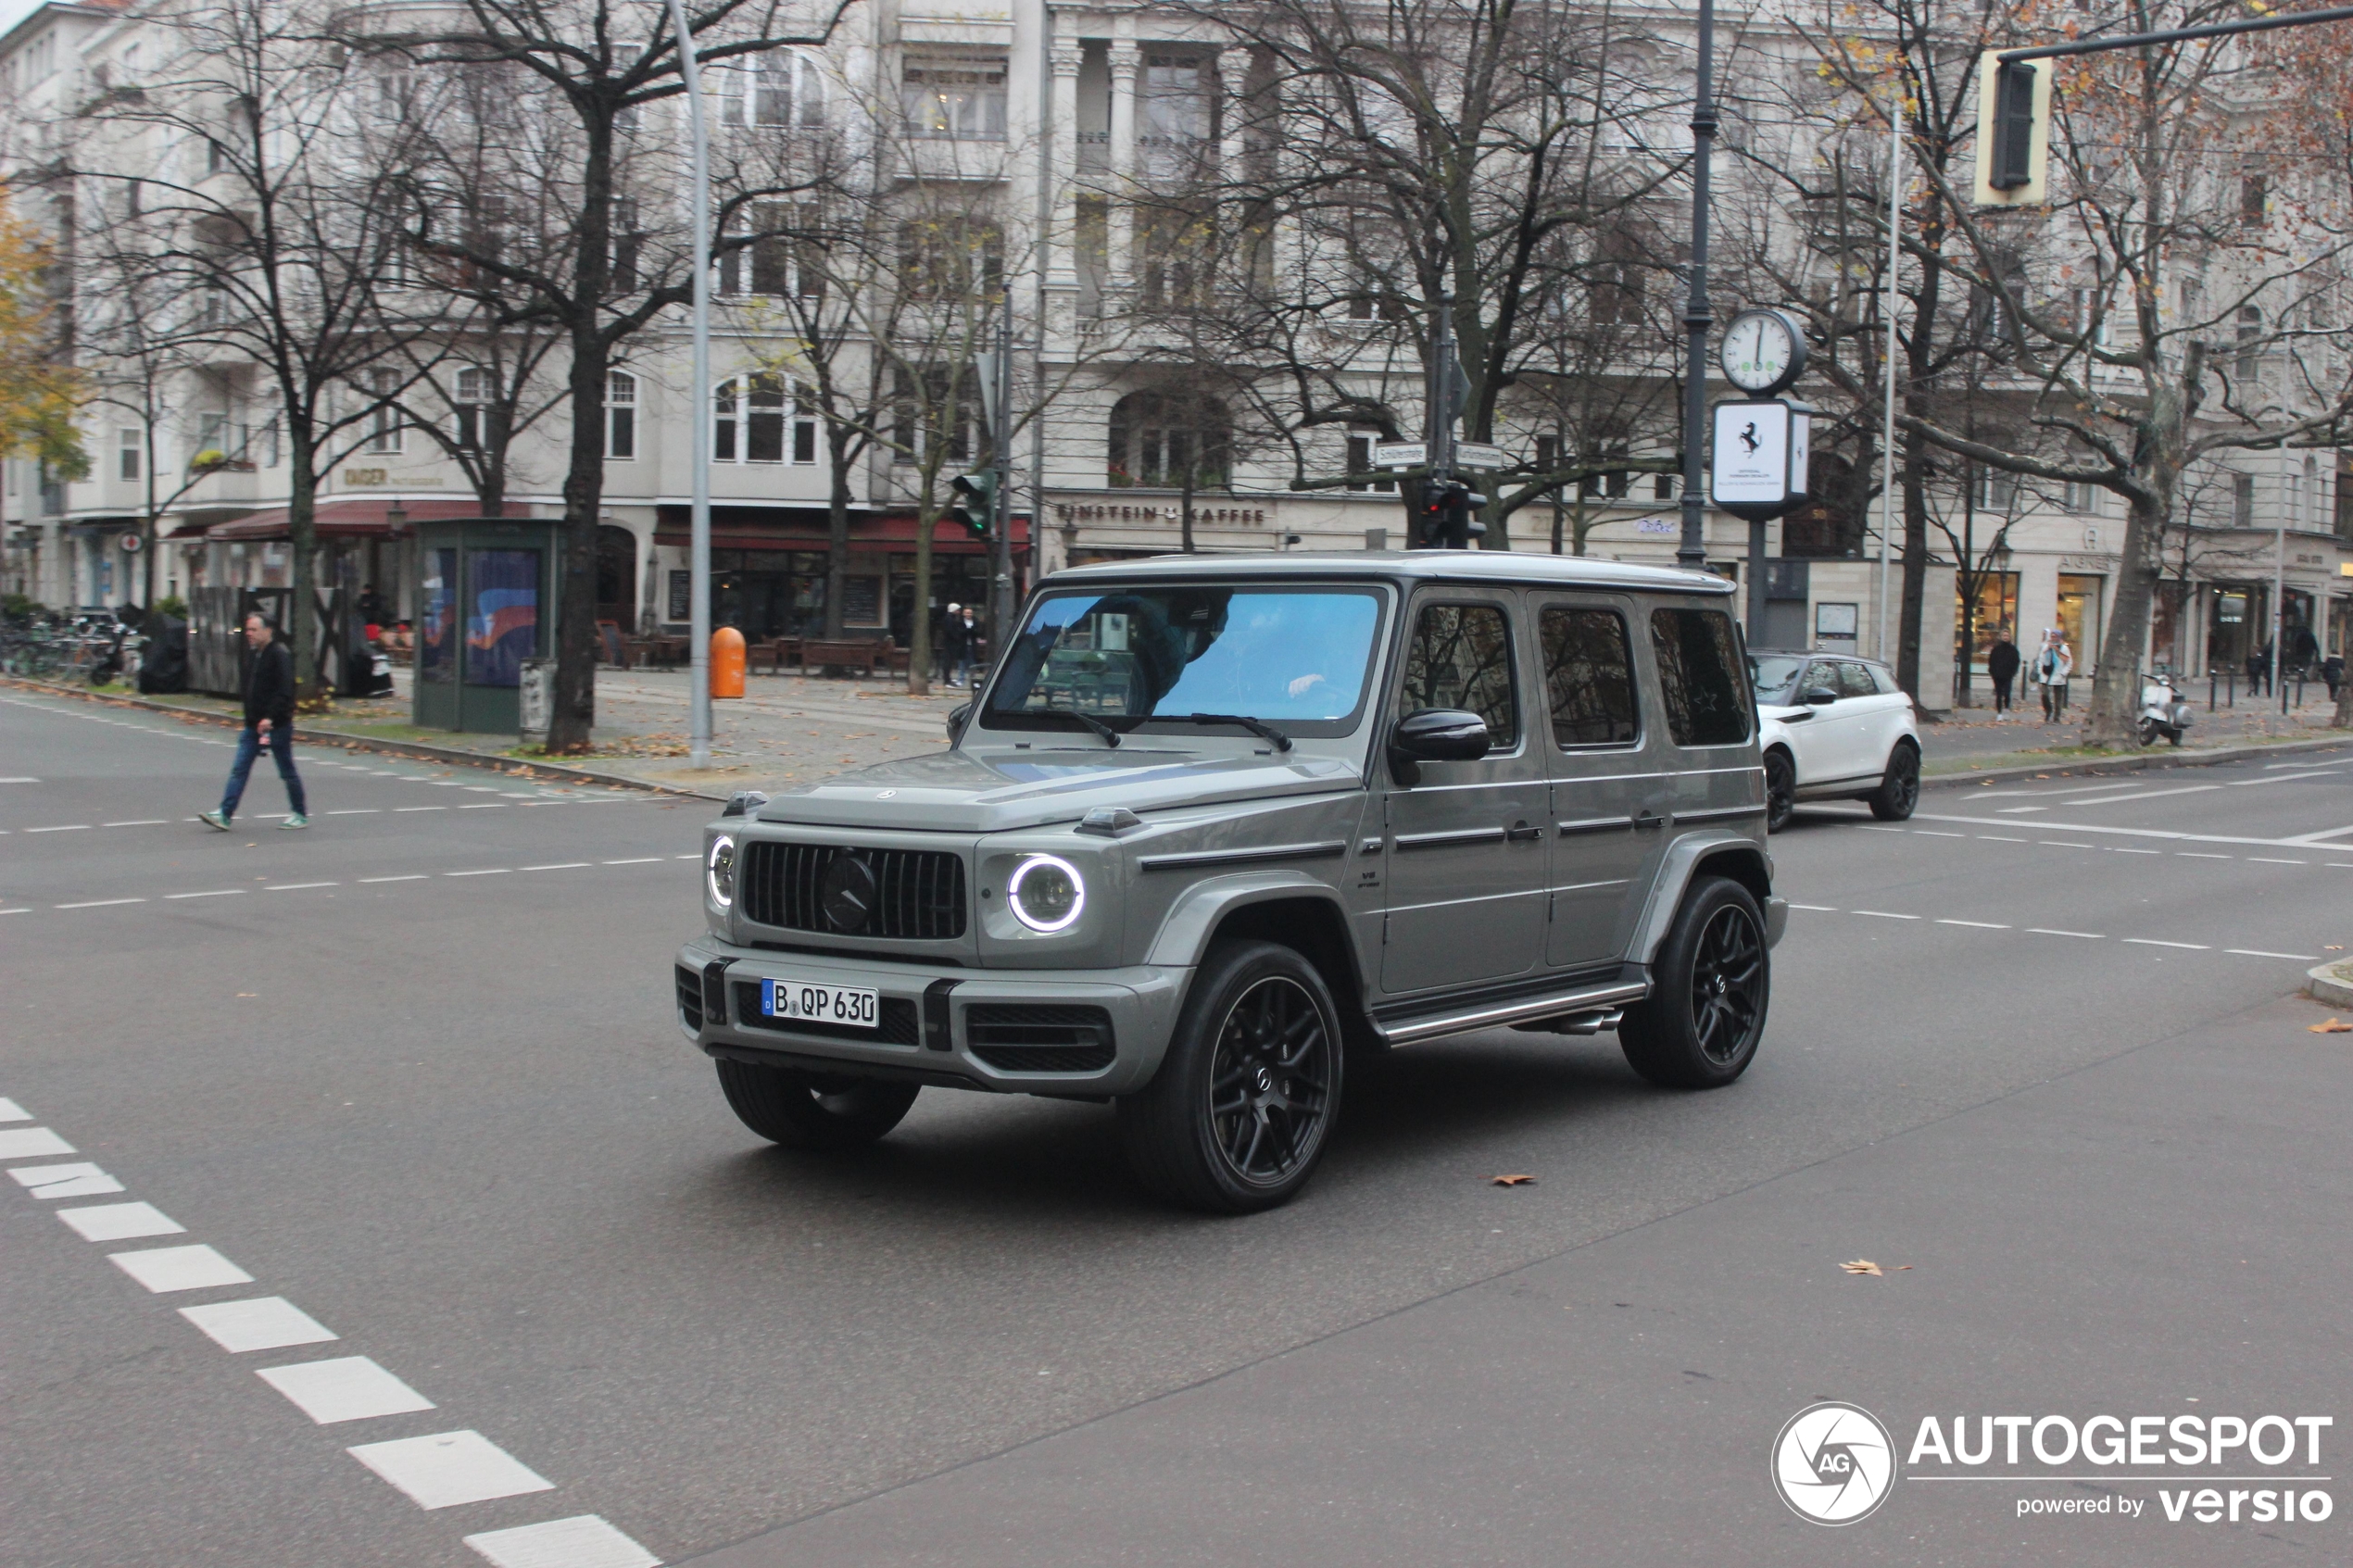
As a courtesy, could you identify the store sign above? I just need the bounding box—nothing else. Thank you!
[1054,502,1270,526]
[1709,401,1810,521]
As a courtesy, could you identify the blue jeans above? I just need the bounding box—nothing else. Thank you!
[221,723,307,820]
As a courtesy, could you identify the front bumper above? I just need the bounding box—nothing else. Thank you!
[674,937,1189,1097]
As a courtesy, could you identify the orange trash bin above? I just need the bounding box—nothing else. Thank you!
[711,626,746,699]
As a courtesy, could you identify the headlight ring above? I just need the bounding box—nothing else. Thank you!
[707,834,737,907]
[1006,853,1085,934]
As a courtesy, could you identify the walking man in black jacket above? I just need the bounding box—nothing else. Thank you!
[200,612,308,831]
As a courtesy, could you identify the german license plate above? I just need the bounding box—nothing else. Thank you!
[761,978,879,1030]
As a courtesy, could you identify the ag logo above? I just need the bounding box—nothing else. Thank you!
[1771,1402,1896,1524]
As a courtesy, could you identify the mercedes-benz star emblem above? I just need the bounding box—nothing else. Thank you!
[820,855,878,933]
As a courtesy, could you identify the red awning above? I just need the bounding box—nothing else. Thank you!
[205,498,486,542]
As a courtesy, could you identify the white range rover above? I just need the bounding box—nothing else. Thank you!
[1750,650,1920,833]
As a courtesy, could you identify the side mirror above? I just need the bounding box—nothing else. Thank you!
[1803,686,1839,707]
[1391,708,1493,764]
[946,702,972,743]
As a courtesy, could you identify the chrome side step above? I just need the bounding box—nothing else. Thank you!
[1371,979,1649,1047]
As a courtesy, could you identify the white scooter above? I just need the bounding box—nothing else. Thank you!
[2139,673,2193,747]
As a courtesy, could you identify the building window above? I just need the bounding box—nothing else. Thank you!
[720,49,824,129]
[1345,434,1396,493]
[1141,53,1208,144]
[2241,171,2267,226]
[898,220,1001,300]
[2065,480,2100,514]
[719,204,824,299]
[363,370,403,455]
[889,367,979,467]
[258,419,279,468]
[453,366,493,451]
[1108,390,1229,490]
[1978,467,2017,513]
[713,373,815,464]
[2233,471,2256,529]
[903,55,1007,140]
[117,428,142,482]
[606,371,637,460]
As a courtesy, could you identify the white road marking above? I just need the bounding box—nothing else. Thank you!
[459,803,507,809]
[346,1430,556,1510]
[258,1357,436,1424]
[1853,910,1920,920]
[602,857,661,865]
[27,824,92,833]
[57,1200,186,1241]
[0,1127,78,1160]
[326,809,380,816]
[2124,938,2209,950]
[179,1296,339,1353]
[359,875,427,884]
[108,1244,255,1292]
[102,819,168,827]
[1914,830,1965,837]
[1937,919,2010,929]
[1788,904,1838,911]
[0,776,40,783]
[1857,825,1905,833]
[167,889,244,899]
[2177,852,2232,859]
[444,869,510,877]
[9,1160,122,1198]
[2229,947,2322,960]
[57,897,145,909]
[673,852,698,859]
[0,909,26,915]
[463,1516,660,1568]
[1914,811,2352,849]
[2027,928,2105,939]
[396,806,447,812]
[0,1098,23,1121]
[2058,784,2224,808]
[1978,834,2029,843]
[1995,806,2046,814]
[2039,841,2095,849]
[2108,847,2162,855]
[266,882,339,892]
[2247,858,2308,866]
[522,862,589,872]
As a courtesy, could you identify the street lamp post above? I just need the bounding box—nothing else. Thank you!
[1677,0,1718,571]
[664,0,713,771]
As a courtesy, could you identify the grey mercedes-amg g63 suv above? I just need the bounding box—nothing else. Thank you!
[676,551,1783,1211]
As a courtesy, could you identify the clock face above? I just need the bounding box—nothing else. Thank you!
[1722,310,1798,394]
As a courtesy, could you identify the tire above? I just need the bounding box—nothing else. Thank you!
[1118,940,1343,1213]
[715,1059,920,1150]
[1763,749,1796,834]
[1618,876,1769,1089]
[1866,741,1920,821]
[2137,717,2160,747]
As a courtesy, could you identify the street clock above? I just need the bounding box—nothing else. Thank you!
[1719,307,1808,397]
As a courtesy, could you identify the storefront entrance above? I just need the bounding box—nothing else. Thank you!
[2057,573,2104,673]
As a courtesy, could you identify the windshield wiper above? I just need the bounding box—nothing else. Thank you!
[1032,707,1122,747]
[1168,713,1292,752]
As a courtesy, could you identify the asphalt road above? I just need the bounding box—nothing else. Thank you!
[4,687,2349,1567]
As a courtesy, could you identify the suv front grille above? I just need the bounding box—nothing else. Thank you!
[965,1004,1116,1073]
[739,842,967,941]
[733,982,922,1046]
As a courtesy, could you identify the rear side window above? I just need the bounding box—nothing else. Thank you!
[1649,607,1751,746]
[1402,602,1517,748]
[1540,607,1637,747]
[1838,662,1880,698]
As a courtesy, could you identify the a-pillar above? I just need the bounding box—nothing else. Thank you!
[1046,41,1083,292]
[1107,39,1139,295]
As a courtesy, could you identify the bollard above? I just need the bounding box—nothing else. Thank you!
[711,625,746,699]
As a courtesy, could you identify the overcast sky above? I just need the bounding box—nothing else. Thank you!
[4,0,54,45]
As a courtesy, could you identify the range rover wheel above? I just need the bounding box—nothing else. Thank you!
[1866,741,1920,821]
[1764,749,1797,834]
[716,1059,920,1150]
[1618,876,1768,1089]
[1119,940,1343,1214]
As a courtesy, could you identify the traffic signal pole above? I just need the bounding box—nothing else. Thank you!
[988,300,1014,661]
[1678,0,1718,571]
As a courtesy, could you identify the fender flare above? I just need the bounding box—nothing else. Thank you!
[1142,869,1356,971]
[1629,832,1777,966]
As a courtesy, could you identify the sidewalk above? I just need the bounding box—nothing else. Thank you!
[1923,683,2347,775]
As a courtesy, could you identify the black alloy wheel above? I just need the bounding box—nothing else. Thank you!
[1867,742,1920,821]
[1764,750,1796,833]
[1618,876,1769,1088]
[1120,940,1343,1212]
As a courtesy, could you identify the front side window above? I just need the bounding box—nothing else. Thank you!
[1837,661,1880,699]
[1402,602,1516,749]
[606,371,637,460]
[1649,606,1750,746]
[903,55,1007,139]
[985,586,1386,737]
[1540,607,1637,747]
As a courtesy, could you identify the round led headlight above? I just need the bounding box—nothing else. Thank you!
[1006,853,1085,934]
[707,834,737,908]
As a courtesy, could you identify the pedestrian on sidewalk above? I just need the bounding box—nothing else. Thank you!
[939,602,969,686]
[1987,624,2020,719]
[955,604,980,686]
[2324,653,2346,702]
[2032,628,2073,721]
[200,612,308,832]
[2246,641,2273,697]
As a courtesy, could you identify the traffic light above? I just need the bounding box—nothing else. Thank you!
[1974,53,2050,207]
[949,469,996,541]
[1416,480,1485,549]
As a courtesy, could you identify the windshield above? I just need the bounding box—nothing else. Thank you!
[1750,654,1807,705]
[983,585,1387,738]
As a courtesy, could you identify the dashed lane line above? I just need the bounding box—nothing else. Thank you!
[103,819,168,827]
[2248,858,2309,866]
[165,889,244,900]
[265,883,339,893]
[0,1098,661,1561]
[25,824,90,833]
[358,875,427,884]
[2027,928,2106,939]
[1853,909,1920,920]
[56,897,144,909]
[2125,938,2210,950]
[1787,905,2314,960]
[1938,919,2011,929]
[443,870,510,878]
[602,857,661,865]
[2230,947,2324,960]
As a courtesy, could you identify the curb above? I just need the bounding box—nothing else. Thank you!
[1926,734,2351,792]
[0,675,730,802]
[2309,960,2353,1010]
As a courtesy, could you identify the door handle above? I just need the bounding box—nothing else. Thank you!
[1631,809,1667,832]
[1505,821,1541,842]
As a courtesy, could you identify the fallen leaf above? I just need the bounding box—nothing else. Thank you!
[1491,1174,1537,1186]
[1842,1259,1884,1275]
[2310,1018,2353,1034]
[2327,946,2345,952]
